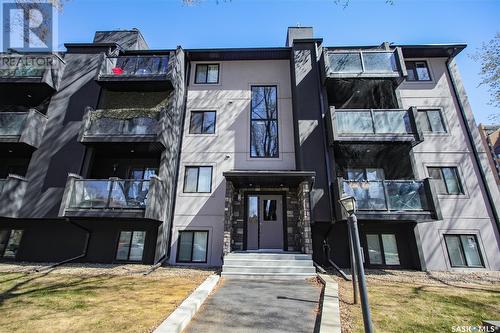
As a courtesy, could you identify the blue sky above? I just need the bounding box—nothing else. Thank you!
[57,0,499,123]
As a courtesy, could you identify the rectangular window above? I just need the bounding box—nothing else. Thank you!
[366,233,400,266]
[444,234,483,268]
[346,168,385,181]
[189,111,216,134]
[419,109,446,133]
[177,231,208,263]
[428,167,463,195]
[194,64,219,84]
[115,231,146,262]
[0,230,23,259]
[406,61,431,81]
[183,166,212,193]
[263,199,277,221]
[250,86,278,158]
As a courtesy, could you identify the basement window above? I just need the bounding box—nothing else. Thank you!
[115,231,146,262]
[177,231,208,263]
[444,234,483,268]
[0,229,23,259]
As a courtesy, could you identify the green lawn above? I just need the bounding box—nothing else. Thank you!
[337,272,500,333]
[0,269,210,333]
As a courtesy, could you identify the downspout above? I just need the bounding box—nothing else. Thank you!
[446,52,500,231]
[35,220,91,272]
[165,49,191,261]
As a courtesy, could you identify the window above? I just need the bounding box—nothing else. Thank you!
[406,61,431,81]
[428,167,463,195]
[177,231,208,263]
[195,64,219,84]
[263,200,277,221]
[250,86,278,158]
[366,233,400,266]
[116,231,146,261]
[183,166,212,193]
[346,168,385,181]
[0,230,23,259]
[419,109,446,133]
[189,111,216,134]
[129,167,157,180]
[444,234,483,268]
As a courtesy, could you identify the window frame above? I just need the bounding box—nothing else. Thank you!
[405,60,432,82]
[418,108,448,134]
[364,232,401,267]
[183,166,213,193]
[249,85,279,159]
[444,234,484,268]
[194,63,220,84]
[176,230,209,263]
[0,229,23,259]
[427,166,464,195]
[189,111,217,135]
[114,230,146,262]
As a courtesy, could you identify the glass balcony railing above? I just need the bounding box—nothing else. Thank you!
[100,56,169,77]
[341,180,429,211]
[327,51,398,75]
[0,112,28,136]
[84,110,160,137]
[335,109,412,135]
[68,179,150,210]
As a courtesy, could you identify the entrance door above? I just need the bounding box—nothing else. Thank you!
[246,195,284,250]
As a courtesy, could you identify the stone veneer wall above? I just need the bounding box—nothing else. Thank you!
[223,181,313,254]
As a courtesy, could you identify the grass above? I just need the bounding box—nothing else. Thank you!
[337,272,500,333]
[0,269,210,333]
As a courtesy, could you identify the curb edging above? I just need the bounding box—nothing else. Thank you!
[318,274,342,333]
[153,274,220,333]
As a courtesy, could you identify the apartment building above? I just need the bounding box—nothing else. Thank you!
[0,27,498,271]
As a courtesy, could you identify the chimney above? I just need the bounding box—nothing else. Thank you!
[286,27,314,47]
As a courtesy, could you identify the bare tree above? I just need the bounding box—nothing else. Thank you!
[334,0,394,9]
[471,33,500,122]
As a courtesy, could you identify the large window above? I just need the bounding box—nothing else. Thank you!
[0,230,23,259]
[250,86,278,158]
[366,233,400,266]
[444,234,483,268]
[419,109,446,133]
[177,231,208,263]
[428,167,463,195]
[406,61,431,81]
[195,64,219,84]
[183,166,212,193]
[189,111,216,134]
[116,231,146,261]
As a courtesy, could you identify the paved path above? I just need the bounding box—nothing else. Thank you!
[184,278,321,333]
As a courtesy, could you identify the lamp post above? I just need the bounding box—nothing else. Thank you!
[339,196,373,333]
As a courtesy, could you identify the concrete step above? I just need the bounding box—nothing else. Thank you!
[221,271,316,279]
[222,265,316,274]
[223,258,314,267]
[225,253,312,261]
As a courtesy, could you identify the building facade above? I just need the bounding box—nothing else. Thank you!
[0,27,499,271]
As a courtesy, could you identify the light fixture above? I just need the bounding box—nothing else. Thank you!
[339,195,357,216]
[130,149,135,153]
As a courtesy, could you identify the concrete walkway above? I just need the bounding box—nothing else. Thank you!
[183,278,322,333]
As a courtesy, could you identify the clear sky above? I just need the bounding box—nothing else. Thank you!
[56,0,499,124]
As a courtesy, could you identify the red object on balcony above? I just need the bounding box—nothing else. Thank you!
[112,67,124,75]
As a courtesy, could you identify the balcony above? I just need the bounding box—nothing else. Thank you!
[334,178,441,222]
[0,174,28,218]
[0,109,48,149]
[59,174,166,221]
[0,54,65,104]
[79,107,164,146]
[97,55,173,91]
[326,107,422,144]
[324,49,406,80]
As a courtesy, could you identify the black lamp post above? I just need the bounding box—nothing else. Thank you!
[339,196,373,333]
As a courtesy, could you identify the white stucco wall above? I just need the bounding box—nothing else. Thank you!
[399,57,500,271]
[169,60,295,266]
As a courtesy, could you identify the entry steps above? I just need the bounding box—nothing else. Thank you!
[221,252,316,279]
